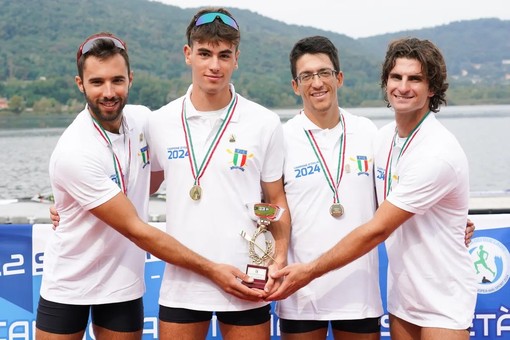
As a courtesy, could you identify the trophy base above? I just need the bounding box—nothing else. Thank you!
[243,264,268,290]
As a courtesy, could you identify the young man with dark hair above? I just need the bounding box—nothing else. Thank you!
[148,8,290,340]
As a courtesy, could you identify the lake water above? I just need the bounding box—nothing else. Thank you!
[0,105,509,200]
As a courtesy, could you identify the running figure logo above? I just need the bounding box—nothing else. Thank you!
[474,245,496,279]
[469,237,510,294]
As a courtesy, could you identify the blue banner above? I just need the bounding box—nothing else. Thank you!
[1,215,509,339]
[0,224,33,313]
[466,214,510,338]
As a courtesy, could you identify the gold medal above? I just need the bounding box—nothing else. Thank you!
[182,96,238,204]
[304,114,347,220]
[189,185,202,201]
[329,203,344,217]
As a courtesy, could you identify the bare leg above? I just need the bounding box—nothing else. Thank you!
[35,328,85,340]
[219,320,270,340]
[93,324,142,340]
[158,320,210,340]
[281,327,328,340]
[332,329,380,340]
[422,327,470,340]
[390,314,469,340]
[389,314,420,340]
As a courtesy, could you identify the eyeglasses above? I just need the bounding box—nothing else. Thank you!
[194,12,239,31]
[295,69,337,84]
[76,35,127,62]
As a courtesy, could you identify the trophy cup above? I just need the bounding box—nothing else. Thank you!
[240,202,284,289]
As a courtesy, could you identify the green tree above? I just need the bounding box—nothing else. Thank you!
[8,95,25,114]
[33,97,61,114]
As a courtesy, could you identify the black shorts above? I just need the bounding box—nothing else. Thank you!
[36,296,144,334]
[280,317,381,334]
[159,304,271,326]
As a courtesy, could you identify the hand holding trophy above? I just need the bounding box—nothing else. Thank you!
[240,202,284,289]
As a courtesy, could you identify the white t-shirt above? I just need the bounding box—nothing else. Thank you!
[148,84,284,311]
[374,113,477,329]
[276,108,383,320]
[41,105,152,304]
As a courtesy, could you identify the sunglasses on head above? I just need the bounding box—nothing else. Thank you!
[76,35,127,62]
[194,12,239,31]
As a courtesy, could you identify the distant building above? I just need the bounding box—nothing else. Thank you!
[0,98,8,110]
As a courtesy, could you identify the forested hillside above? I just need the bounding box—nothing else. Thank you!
[0,0,509,113]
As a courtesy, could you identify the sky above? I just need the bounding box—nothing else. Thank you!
[153,0,509,38]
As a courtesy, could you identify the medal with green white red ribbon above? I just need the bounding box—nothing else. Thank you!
[384,111,430,199]
[181,95,238,201]
[304,112,346,218]
[91,115,131,194]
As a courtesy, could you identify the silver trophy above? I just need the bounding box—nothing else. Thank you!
[240,202,284,289]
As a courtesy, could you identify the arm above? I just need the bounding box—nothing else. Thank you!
[465,218,475,247]
[150,170,164,195]
[261,177,291,293]
[91,192,263,301]
[49,205,59,230]
[266,200,413,300]
[49,170,165,226]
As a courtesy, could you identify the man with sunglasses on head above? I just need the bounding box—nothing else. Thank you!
[147,7,290,340]
[37,32,255,340]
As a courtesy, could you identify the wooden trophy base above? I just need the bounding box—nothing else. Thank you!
[243,264,268,289]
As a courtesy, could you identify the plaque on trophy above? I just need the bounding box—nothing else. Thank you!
[240,203,284,289]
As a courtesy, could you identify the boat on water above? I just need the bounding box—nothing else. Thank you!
[1,191,510,225]
[0,193,168,224]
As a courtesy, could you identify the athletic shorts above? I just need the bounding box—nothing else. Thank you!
[280,316,381,334]
[159,304,271,326]
[36,296,144,334]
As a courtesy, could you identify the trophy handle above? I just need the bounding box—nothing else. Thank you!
[240,229,276,265]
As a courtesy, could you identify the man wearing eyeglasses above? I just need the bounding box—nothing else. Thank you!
[271,35,383,340]
[37,32,252,340]
[269,37,477,340]
[147,8,290,340]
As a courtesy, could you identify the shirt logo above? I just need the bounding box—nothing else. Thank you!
[376,166,398,183]
[166,146,189,160]
[139,145,150,169]
[228,148,253,171]
[350,155,372,176]
[376,166,385,181]
[110,174,121,186]
[293,162,321,179]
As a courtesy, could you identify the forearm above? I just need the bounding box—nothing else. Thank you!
[149,170,164,195]
[310,200,411,279]
[262,178,290,266]
[310,221,386,279]
[129,223,215,278]
[268,204,290,266]
[91,193,216,279]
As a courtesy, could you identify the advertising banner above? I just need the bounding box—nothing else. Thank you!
[1,215,509,339]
